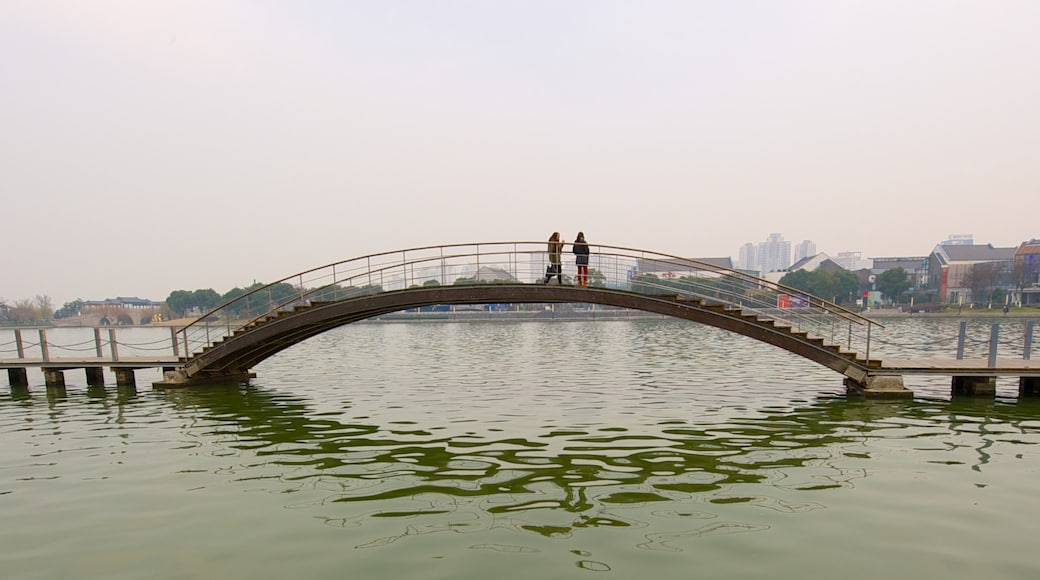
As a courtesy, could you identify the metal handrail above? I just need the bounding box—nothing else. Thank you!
[176,241,883,361]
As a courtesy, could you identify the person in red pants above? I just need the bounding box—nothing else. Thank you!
[572,232,590,287]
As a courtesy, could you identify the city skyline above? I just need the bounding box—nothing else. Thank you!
[5,229,1034,306]
[2,2,1038,306]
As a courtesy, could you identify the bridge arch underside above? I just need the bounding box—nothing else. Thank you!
[175,285,868,385]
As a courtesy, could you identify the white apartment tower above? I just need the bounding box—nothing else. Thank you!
[794,240,817,263]
[758,233,792,274]
[737,243,759,272]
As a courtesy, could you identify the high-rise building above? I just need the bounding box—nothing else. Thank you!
[758,233,791,274]
[835,251,871,271]
[794,240,817,263]
[737,243,758,272]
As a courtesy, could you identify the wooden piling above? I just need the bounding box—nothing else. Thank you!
[952,376,996,397]
[85,367,105,386]
[113,368,136,387]
[7,368,29,387]
[43,368,66,388]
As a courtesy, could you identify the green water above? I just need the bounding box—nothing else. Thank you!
[3,319,1040,579]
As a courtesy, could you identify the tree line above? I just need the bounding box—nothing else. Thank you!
[778,267,911,306]
[4,261,1022,325]
[0,295,53,324]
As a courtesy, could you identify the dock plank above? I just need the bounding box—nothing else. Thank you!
[879,358,1040,376]
[0,356,180,369]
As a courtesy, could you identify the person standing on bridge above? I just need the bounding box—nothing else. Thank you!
[572,231,590,287]
[544,232,564,284]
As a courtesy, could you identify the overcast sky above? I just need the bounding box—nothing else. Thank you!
[2,0,1038,306]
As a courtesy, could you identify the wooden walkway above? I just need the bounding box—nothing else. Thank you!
[878,358,1039,376]
[0,357,180,369]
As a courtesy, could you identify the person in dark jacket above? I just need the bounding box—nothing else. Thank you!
[544,232,564,284]
[572,232,590,287]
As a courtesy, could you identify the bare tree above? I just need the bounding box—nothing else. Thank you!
[34,295,53,320]
[10,298,37,323]
[962,262,1003,305]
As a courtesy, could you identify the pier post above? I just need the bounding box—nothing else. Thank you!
[1020,377,1040,398]
[1025,321,1034,360]
[956,321,967,360]
[844,375,912,398]
[43,368,66,388]
[113,368,136,387]
[109,329,119,362]
[8,368,29,387]
[15,329,25,358]
[952,376,996,397]
[39,329,50,362]
[85,367,105,386]
[170,327,180,358]
[988,324,999,368]
[94,327,103,358]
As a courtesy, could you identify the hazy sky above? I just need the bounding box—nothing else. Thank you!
[3,0,1038,307]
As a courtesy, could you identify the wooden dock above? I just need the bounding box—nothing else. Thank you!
[878,358,1040,376]
[0,357,180,368]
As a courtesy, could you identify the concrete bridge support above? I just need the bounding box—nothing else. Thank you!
[8,368,28,388]
[952,376,996,397]
[114,368,136,387]
[85,368,105,387]
[43,368,66,388]
[1020,377,1040,398]
[845,375,912,398]
[154,368,256,388]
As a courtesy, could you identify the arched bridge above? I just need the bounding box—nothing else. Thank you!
[156,241,882,388]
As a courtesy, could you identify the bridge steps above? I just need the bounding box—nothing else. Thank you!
[654,294,883,367]
[677,297,883,367]
[198,302,328,355]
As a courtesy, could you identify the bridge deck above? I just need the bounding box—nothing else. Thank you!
[0,357,180,369]
[878,358,1039,376]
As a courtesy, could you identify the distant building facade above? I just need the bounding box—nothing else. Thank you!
[737,243,758,273]
[82,297,165,311]
[1013,239,1040,305]
[944,233,974,246]
[927,244,1015,304]
[758,233,791,274]
[473,266,518,283]
[787,253,842,274]
[793,240,817,263]
[871,257,929,290]
[834,251,871,271]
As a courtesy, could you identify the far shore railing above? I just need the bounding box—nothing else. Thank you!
[173,241,882,362]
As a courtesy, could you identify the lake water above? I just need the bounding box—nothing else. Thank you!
[3,317,1040,579]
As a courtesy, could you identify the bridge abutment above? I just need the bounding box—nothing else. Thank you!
[1019,377,1040,397]
[952,376,996,397]
[152,368,257,388]
[845,375,912,398]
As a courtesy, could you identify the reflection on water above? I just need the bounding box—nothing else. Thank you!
[3,318,1040,579]
[160,383,1040,539]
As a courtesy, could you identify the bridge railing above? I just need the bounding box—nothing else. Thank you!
[176,242,880,362]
